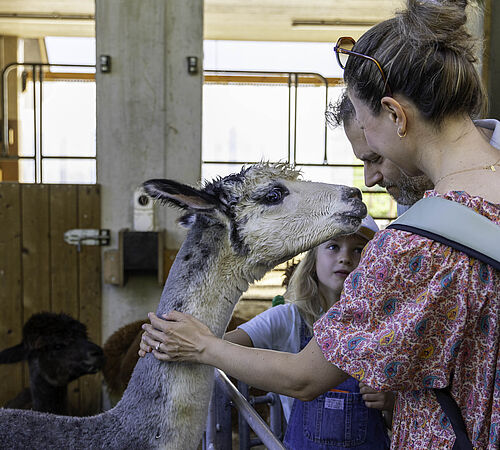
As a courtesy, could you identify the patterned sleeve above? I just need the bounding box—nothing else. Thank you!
[314,229,471,392]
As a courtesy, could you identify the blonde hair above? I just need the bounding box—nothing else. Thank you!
[284,248,331,333]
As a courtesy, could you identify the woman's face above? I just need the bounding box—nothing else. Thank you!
[349,93,388,155]
[315,234,367,305]
[348,92,422,177]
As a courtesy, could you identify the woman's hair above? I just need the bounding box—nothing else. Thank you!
[344,0,487,125]
[284,247,331,333]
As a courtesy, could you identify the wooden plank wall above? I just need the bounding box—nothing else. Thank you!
[0,183,102,416]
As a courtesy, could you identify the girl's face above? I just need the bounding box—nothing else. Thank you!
[315,234,367,305]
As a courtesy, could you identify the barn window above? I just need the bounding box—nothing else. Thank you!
[17,37,96,184]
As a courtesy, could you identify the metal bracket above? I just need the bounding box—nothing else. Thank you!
[64,229,111,252]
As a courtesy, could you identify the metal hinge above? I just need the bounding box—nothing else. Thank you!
[64,229,111,252]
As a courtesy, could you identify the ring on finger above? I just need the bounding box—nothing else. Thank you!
[155,342,161,352]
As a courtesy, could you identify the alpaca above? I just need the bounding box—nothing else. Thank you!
[0,163,366,449]
[0,312,105,415]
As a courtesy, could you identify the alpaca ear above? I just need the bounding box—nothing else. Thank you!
[142,179,218,212]
[0,343,26,364]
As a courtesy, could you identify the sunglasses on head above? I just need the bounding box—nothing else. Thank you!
[334,36,392,97]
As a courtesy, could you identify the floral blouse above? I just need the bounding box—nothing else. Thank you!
[314,191,500,449]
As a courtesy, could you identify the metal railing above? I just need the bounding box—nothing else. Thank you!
[204,369,286,450]
[2,65,363,174]
[203,69,358,171]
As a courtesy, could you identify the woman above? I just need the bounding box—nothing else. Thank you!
[141,1,499,448]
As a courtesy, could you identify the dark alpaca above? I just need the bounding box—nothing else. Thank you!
[0,312,105,415]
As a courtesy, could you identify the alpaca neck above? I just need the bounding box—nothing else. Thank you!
[156,227,266,337]
[29,375,68,415]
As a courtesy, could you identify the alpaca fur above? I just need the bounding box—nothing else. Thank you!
[0,312,104,415]
[0,163,366,449]
[102,316,245,403]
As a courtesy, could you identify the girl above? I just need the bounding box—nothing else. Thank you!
[222,215,392,449]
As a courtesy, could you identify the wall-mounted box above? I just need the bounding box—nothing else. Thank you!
[103,229,165,286]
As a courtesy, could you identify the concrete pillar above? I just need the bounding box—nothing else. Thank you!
[466,3,484,80]
[96,0,203,340]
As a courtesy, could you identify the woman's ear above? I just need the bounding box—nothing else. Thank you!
[380,96,407,136]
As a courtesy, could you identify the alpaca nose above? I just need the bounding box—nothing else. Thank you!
[342,187,362,201]
[88,348,103,358]
[86,346,104,363]
[85,346,105,370]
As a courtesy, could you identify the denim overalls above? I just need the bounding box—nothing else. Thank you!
[283,318,390,450]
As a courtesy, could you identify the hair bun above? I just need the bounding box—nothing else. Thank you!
[344,0,486,123]
[396,0,477,57]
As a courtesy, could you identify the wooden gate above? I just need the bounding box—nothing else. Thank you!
[0,183,102,416]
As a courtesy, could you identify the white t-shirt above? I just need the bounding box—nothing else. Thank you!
[237,302,303,421]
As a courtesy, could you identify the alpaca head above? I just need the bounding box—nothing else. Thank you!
[143,162,366,271]
[0,312,105,387]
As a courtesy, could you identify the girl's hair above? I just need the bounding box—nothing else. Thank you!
[344,0,486,125]
[284,248,331,333]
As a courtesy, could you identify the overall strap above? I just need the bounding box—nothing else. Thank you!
[387,197,500,270]
[298,315,312,351]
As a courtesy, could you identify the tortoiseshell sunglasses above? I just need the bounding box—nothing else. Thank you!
[334,36,393,97]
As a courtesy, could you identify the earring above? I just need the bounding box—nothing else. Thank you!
[397,128,407,138]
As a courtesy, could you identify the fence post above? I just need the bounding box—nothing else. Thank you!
[205,375,233,450]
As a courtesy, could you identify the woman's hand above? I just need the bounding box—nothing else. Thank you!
[138,311,216,363]
[359,382,395,412]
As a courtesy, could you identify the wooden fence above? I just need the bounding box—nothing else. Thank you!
[0,183,102,415]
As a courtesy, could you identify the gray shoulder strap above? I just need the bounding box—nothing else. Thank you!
[387,197,500,269]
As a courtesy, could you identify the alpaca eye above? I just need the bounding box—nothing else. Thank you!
[264,187,286,204]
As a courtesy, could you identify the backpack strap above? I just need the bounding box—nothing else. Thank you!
[434,388,473,450]
[387,197,500,270]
